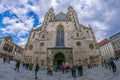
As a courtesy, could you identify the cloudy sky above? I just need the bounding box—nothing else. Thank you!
[0,0,120,47]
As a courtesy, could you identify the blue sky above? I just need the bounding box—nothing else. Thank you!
[0,0,120,47]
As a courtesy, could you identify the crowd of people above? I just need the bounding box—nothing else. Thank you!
[1,54,120,79]
[101,57,118,73]
[47,64,83,78]
[3,55,11,64]
[0,55,98,79]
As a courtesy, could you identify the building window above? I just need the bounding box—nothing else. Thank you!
[29,45,33,50]
[76,41,81,46]
[89,44,94,49]
[42,34,45,38]
[86,31,90,37]
[76,33,79,37]
[74,24,76,27]
[41,60,44,66]
[56,25,64,46]
[118,40,120,48]
[40,42,44,47]
[32,33,35,38]
[36,57,38,63]
[117,40,120,48]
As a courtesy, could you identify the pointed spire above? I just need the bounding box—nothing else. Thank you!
[68,6,73,9]
[88,24,92,29]
[31,27,34,31]
[49,7,54,12]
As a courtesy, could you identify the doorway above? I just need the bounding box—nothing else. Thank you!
[53,52,65,66]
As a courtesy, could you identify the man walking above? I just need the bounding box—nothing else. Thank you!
[71,65,77,78]
[78,64,83,76]
[14,60,20,72]
[110,59,117,73]
[34,63,39,79]
[49,66,54,75]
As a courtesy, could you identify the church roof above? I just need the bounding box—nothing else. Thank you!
[55,12,67,20]
[98,38,109,47]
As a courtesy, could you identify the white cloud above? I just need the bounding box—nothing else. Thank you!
[1,16,34,37]
[0,4,7,13]
[0,0,119,47]
[92,21,109,30]
[91,21,109,41]
[103,10,116,22]
[51,0,57,8]
[17,38,28,48]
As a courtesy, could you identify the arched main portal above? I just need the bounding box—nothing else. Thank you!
[53,52,65,66]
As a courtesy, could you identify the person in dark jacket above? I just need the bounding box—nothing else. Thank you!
[110,60,117,73]
[14,60,20,71]
[34,63,39,79]
[71,65,77,78]
[29,63,33,70]
[78,64,83,76]
[47,67,50,75]
[3,56,7,64]
[26,63,29,69]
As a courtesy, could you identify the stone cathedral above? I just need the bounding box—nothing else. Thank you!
[23,6,99,67]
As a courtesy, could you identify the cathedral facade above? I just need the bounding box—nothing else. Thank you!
[23,6,99,67]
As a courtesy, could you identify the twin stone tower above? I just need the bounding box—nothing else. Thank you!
[23,6,100,67]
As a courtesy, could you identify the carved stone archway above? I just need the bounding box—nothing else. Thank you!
[53,52,65,66]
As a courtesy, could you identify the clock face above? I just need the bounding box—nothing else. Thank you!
[40,42,44,47]
[89,44,94,49]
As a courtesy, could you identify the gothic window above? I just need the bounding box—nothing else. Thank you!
[86,31,90,37]
[42,34,45,38]
[29,45,33,50]
[76,33,79,37]
[56,25,64,46]
[32,32,35,38]
[74,24,76,27]
[50,18,52,21]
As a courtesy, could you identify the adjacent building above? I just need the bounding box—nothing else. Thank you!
[98,38,114,60]
[23,6,100,67]
[0,36,23,60]
[109,32,120,57]
[13,44,24,60]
